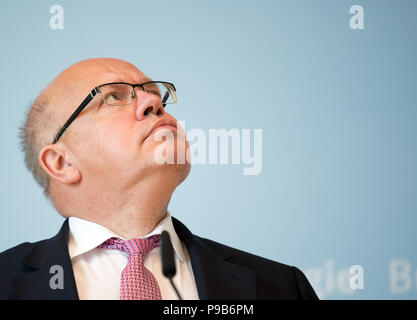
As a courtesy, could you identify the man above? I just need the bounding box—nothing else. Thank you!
[0,58,318,300]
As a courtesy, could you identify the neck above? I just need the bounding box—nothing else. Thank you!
[59,173,177,239]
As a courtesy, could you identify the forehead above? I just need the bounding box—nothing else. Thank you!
[56,60,149,94]
[47,59,151,115]
[99,77,153,86]
[86,64,150,87]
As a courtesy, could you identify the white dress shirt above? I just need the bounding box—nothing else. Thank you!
[68,212,199,300]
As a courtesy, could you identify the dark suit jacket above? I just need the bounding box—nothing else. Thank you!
[0,217,318,300]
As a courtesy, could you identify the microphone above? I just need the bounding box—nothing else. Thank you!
[160,231,183,300]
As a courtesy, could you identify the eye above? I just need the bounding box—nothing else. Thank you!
[104,91,123,104]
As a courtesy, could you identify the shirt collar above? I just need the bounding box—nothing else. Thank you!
[68,211,185,262]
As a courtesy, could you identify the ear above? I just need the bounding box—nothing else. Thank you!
[38,144,81,185]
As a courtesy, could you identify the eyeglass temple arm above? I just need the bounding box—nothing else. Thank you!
[53,88,99,144]
[162,91,170,108]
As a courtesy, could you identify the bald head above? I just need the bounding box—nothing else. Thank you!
[46,58,148,108]
[19,58,152,197]
[45,58,149,128]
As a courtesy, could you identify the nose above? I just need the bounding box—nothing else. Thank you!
[134,89,165,121]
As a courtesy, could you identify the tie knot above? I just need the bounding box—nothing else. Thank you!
[98,234,160,257]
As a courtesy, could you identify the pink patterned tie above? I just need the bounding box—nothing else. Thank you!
[98,235,161,300]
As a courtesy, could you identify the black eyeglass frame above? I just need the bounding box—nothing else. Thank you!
[52,81,176,144]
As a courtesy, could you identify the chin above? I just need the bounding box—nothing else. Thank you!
[148,134,190,166]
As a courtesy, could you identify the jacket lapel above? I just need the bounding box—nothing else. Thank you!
[12,219,79,300]
[172,217,256,299]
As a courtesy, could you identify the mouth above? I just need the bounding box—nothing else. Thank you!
[146,119,178,139]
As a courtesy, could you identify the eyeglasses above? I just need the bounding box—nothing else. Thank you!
[52,81,177,144]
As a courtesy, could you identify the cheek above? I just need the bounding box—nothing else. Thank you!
[80,120,140,173]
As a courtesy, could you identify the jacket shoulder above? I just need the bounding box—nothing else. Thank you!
[0,241,40,299]
[0,241,37,267]
[197,236,318,300]
[199,236,292,269]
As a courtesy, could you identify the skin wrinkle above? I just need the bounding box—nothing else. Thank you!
[31,58,190,238]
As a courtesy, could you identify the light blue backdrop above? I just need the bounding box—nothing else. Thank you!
[0,0,416,299]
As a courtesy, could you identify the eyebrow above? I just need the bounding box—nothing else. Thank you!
[107,78,153,84]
